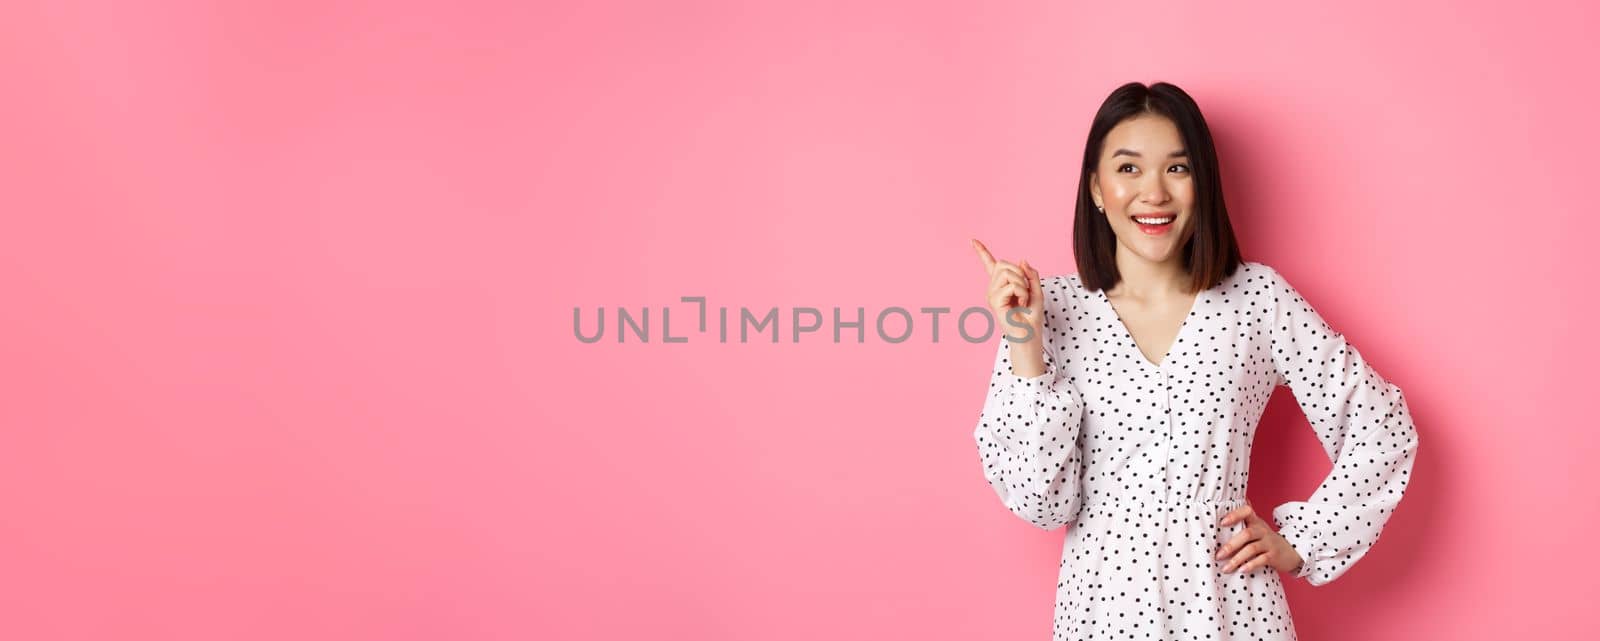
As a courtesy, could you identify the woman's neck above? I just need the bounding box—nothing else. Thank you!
[1108,250,1188,300]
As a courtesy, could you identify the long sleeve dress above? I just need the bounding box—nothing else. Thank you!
[972,260,1419,640]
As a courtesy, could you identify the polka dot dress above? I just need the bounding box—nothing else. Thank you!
[972,261,1419,640]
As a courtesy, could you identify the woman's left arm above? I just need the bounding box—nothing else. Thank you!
[1263,265,1421,587]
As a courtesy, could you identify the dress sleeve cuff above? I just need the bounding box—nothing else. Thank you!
[1002,363,1056,389]
[1276,522,1322,581]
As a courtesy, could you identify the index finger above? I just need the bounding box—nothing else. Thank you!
[970,238,997,273]
[1219,503,1255,526]
[1216,522,1259,559]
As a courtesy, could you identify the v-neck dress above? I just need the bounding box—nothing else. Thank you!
[971,260,1419,640]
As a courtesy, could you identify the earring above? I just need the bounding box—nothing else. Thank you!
[1096,205,1104,213]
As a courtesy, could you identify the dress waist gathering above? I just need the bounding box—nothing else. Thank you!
[1080,493,1248,514]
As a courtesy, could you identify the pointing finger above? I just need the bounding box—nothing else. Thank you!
[971,238,997,274]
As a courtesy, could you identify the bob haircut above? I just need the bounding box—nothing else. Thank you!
[1073,81,1243,294]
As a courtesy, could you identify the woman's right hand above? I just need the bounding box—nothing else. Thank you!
[971,238,1046,377]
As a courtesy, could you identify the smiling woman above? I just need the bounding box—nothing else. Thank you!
[969,82,1420,641]
[1075,84,1241,295]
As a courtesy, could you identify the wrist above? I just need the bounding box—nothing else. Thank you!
[1006,343,1046,378]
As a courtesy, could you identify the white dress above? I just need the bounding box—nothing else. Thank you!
[972,261,1419,640]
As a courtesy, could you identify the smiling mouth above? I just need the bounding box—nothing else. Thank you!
[1131,214,1176,225]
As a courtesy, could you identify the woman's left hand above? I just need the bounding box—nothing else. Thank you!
[1215,503,1304,575]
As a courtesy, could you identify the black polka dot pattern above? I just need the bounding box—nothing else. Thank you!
[972,261,1420,639]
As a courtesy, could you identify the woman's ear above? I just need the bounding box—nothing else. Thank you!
[1088,172,1102,210]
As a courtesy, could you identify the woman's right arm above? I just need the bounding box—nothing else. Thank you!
[971,312,1086,531]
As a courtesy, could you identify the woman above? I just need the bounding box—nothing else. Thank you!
[969,82,1419,639]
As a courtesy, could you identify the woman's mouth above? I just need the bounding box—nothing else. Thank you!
[1132,213,1176,236]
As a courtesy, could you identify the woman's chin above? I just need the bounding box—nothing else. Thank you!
[1116,238,1184,265]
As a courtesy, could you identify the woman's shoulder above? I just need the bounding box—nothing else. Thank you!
[1039,272,1088,314]
[1228,261,1317,316]
[1233,260,1288,290]
[1236,259,1277,278]
[1043,272,1087,297]
[1046,272,1081,289]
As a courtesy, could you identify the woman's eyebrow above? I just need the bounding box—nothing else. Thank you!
[1111,148,1189,158]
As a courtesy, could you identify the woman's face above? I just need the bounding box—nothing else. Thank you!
[1089,114,1197,267]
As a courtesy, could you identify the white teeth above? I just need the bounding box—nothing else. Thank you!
[1134,216,1175,225]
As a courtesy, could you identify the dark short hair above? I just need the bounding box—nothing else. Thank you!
[1073,82,1243,293]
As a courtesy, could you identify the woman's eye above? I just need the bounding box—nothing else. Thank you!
[1169,164,1190,174]
[1118,164,1137,173]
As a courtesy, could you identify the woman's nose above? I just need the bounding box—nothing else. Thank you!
[1140,177,1169,203]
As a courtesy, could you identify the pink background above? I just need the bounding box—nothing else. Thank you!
[2,1,1594,639]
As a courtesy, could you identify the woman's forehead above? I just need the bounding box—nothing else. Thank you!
[1105,115,1183,151]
